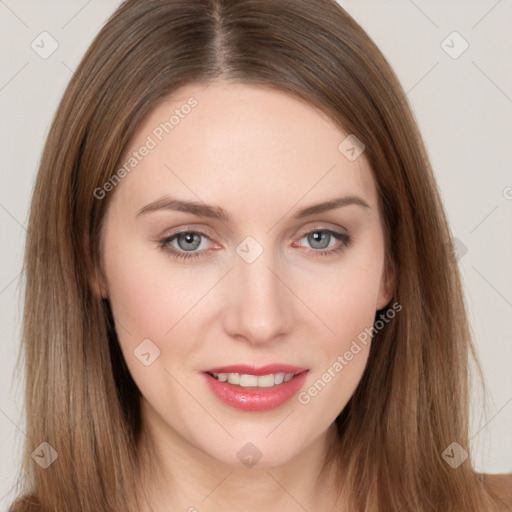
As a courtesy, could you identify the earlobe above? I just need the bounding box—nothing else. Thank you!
[91,280,109,300]
[90,268,109,300]
[99,286,109,300]
[376,258,396,310]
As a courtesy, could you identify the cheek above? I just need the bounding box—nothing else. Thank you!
[102,229,210,354]
[297,277,376,422]
[293,247,384,414]
[102,237,213,412]
[308,281,375,397]
[301,249,384,349]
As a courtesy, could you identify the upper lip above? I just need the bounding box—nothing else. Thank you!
[202,364,308,376]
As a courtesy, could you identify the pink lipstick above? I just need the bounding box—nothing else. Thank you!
[201,364,309,412]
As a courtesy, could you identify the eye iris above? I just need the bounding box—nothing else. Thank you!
[177,233,201,251]
[308,231,330,250]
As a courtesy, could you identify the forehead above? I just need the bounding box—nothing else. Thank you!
[113,81,377,216]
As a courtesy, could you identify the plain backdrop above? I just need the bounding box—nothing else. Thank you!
[0,0,511,507]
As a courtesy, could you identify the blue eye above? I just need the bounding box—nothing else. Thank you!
[158,231,210,261]
[295,229,352,256]
[158,228,351,261]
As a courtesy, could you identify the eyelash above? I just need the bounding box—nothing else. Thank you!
[157,228,352,261]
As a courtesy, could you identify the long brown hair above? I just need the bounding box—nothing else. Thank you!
[9,0,506,510]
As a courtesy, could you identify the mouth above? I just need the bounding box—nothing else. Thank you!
[201,364,309,411]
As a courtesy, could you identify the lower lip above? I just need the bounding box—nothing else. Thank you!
[202,371,309,412]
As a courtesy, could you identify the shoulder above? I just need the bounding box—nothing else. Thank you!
[479,472,512,509]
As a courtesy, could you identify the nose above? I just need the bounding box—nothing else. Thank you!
[222,248,295,346]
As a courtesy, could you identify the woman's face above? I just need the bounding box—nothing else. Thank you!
[100,81,392,468]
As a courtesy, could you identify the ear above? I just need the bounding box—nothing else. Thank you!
[90,266,109,300]
[376,256,396,310]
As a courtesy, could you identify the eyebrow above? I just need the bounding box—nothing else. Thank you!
[136,194,370,222]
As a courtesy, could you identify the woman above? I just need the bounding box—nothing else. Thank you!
[9,0,511,510]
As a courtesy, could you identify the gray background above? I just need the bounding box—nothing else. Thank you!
[0,0,511,506]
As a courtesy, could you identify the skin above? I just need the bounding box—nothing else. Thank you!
[99,81,394,512]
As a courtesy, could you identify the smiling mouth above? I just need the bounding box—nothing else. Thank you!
[202,367,310,411]
[205,371,304,388]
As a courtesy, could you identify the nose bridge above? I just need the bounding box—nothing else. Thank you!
[223,239,293,343]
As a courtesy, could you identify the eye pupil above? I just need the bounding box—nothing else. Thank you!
[177,232,201,251]
[308,231,329,250]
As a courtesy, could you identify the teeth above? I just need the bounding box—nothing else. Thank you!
[239,374,258,387]
[227,373,240,385]
[211,372,296,387]
[274,373,284,385]
[257,374,275,387]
